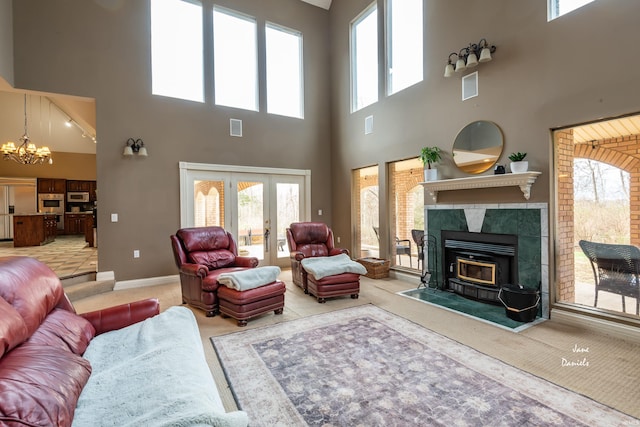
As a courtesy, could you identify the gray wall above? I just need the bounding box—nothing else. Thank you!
[329,0,640,252]
[11,0,331,280]
[0,0,13,86]
[9,0,640,280]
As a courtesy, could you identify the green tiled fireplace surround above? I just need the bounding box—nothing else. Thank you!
[426,203,549,318]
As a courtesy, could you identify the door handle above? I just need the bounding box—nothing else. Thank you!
[264,228,270,253]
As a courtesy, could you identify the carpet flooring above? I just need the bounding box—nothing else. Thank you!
[211,304,637,427]
[72,272,640,421]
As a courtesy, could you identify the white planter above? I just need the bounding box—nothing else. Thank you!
[510,161,529,174]
[424,168,439,181]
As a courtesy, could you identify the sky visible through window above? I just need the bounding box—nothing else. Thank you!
[151,0,203,102]
[266,25,303,119]
[213,8,258,111]
[352,6,378,112]
[552,0,595,19]
[387,0,423,95]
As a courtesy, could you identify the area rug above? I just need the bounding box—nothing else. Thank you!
[211,305,637,426]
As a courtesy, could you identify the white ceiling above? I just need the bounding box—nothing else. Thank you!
[300,0,332,10]
[0,90,96,155]
[572,115,640,144]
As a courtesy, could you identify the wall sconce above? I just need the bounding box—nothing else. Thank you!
[123,138,148,157]
[444,38,496,78]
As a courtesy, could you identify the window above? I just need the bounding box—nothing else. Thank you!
[353,166,379,258]
[386,0,423,95]
[266,24,304,119]
[548,0,595,20]
[151,0,204,102]
[351,4,378,112]
[389,158,424,270]
[213,7,258,111]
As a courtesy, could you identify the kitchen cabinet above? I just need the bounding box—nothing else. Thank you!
[37,178,66,194]
[84,213,94,247]
[65,213,87,235]
[13,214,56,247]
[89,181,97,202]
[67,180,92,192]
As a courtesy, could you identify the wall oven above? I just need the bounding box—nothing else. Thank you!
[67,192,90,203]
[38,193,65,230]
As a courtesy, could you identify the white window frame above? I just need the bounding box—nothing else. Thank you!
[266,23,304,119]
[150,0,204,103]
[385,0,423,96]
[350,3,379,113]
[213,6,258,111]
[548,0,595,20]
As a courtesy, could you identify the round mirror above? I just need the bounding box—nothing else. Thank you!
[452,121,504,174]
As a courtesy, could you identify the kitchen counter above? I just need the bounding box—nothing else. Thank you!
[64,212,95,247]
[13,213,57,247]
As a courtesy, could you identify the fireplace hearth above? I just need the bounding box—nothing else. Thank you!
[442,230,518,303]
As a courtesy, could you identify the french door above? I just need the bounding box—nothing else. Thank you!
[179,163,310,267]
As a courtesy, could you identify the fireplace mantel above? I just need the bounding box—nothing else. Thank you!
[421,171,541,202]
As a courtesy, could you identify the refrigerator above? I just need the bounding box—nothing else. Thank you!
[0,178,38,240]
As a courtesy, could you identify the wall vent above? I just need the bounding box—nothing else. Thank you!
[230,119,243,137]
[462,71,478,101]
[365,115,374,135]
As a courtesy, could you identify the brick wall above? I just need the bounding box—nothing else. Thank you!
[556,129,575,302]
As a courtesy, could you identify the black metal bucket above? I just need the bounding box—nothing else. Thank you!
[498,284,540,322]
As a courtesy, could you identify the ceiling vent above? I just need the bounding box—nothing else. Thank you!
[365,115,374,135]
[462,72,478,101]
[230,119,243,137]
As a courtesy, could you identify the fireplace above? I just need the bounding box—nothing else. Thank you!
[442,230,518,303]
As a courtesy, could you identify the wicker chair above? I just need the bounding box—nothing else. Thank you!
[373,227,412,267]
[579,240,640,315]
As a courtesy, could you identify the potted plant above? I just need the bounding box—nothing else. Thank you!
[420,146,443,181]
[508,152,528,173]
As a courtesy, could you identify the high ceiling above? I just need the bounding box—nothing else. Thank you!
[300,0,331,9]
[5,0,640,156]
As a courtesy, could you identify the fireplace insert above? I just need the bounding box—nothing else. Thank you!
[457,256,496,286]
[442,230,518,303]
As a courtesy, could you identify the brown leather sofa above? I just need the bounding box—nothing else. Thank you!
[170,226,259,316]
[286,222,360,302]
[0,256,159,426]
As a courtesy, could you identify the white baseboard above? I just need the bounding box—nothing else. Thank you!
[114,274,179,291]
[389,269,422,286]
[96,271,115,281]
[551,308,640,343]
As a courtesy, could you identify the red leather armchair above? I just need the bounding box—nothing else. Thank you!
[170,226,259,316]
[286,222,360,303]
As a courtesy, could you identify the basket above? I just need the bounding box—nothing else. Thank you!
[357,257,390,279]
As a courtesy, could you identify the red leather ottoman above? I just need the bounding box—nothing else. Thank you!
[217,280,286,326]
[306,272,360,304]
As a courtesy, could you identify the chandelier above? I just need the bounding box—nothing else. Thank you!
[1,94,52,165]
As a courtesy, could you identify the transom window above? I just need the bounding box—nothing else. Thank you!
[266,23,304,119]
[213,7,258,111]
[548,0,595,20]
[350,0,425,112]
[386,0,423,95]
[150,0,204,102]
[150,3,304,116]
[350,4,378,112]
